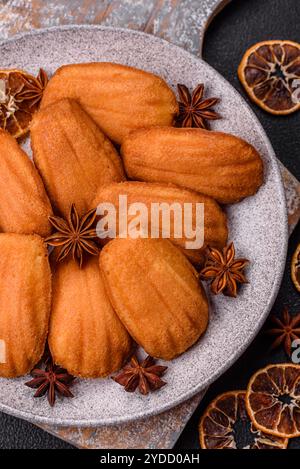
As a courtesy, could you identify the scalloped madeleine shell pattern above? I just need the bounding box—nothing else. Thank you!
[122,127,264,204]
[31,98,125,217]
[40,62,178,144]
[48,257,132,378]
[0,234,51,378]
[100,238,209,360]
[92,181,228,265]
[0,130,53,237]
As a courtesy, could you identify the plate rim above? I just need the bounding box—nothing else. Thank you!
[0,24,288,427]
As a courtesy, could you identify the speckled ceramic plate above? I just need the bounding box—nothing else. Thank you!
[0,26,288,427]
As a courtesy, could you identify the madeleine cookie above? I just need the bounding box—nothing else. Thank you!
[0,129,53,236]
[100,238,209,360]
[93,181,228,265]
[41,62,178,144]
[0,234,51,377]
[31,98,125,217]
[48,257,132,378]
[122,127,264,204]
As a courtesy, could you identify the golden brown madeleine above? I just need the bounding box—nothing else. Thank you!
[122,127,264,204]
[100,238,209,360]
[0,130,53,236]
[41,62,178,144]
[93,181,228,265]
[0,234,51,378]
[31,98,125,218]
[48,257,132,378]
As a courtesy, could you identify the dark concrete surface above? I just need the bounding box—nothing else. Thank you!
[176,0,300,450]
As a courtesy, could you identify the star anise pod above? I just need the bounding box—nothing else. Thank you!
[25,353,75,407]
[176,83,221,129]
[46,204,99,268]
[199,242,249,297]
[15,68,48,108]
[113,355,168,395]
[0,106,5,129]
[266,307,300,356]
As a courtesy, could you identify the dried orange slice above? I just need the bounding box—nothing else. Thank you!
[238,40,300,115]
[291,243,300,293]
[199,390,288,449]
[246,364,300,438]
[0,68,48,139]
